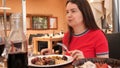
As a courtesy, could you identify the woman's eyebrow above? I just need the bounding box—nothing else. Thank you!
[66,8,78,11]
[71,8,77,10]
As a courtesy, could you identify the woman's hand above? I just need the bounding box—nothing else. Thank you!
[40,48,54,55]
[69,50,85,60]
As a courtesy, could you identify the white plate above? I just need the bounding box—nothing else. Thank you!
[28,54,73,67]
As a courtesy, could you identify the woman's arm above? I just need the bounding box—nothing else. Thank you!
[97,54,109,58]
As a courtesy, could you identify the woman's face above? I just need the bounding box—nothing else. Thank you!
[66,2,84,28]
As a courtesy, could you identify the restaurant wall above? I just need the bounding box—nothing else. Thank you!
[0,0,67,38]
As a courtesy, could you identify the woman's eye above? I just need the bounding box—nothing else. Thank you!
[71,10,76,13]
[66,11,69,14]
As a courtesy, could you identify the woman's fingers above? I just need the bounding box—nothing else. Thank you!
[72,53,81,60]
[69,50,84,60]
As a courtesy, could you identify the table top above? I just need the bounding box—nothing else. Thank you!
[0,56,74,68]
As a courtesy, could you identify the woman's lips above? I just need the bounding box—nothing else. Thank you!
[68,19,72,22]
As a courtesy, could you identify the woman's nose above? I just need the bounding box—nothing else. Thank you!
[66,12,72,18]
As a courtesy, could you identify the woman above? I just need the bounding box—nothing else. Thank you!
[41,0,109,60]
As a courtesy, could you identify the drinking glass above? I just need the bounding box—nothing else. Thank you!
[28,45,33,57]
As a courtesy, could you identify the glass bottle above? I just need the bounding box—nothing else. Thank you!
[7,13,28,68]
[0,16,5,44]
[0,16,5,56]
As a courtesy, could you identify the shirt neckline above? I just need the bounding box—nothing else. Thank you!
[73,29,89,37]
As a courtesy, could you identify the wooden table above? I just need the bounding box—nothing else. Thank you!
[33,36,62,54]
[3,63,74,68]
[1,59,74,68]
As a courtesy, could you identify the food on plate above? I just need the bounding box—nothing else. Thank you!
[77,61,96,68]
[75,61,112,68]
[95,63,112,68]
[31,55,68,65]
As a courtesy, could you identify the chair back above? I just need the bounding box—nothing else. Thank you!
[106,33,120,60]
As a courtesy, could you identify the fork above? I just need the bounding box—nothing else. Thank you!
[57,43,69,52]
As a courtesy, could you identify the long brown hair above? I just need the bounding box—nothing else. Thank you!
[66,0,100,45]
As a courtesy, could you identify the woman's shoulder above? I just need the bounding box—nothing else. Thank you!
[89,29,106,39]
[89,29,104,35]
[64,31,69,36]
[87,29,108,45]
[62,31,69,39]
[87,29,105,38]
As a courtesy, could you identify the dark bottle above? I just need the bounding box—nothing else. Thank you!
[7,13,28,68]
